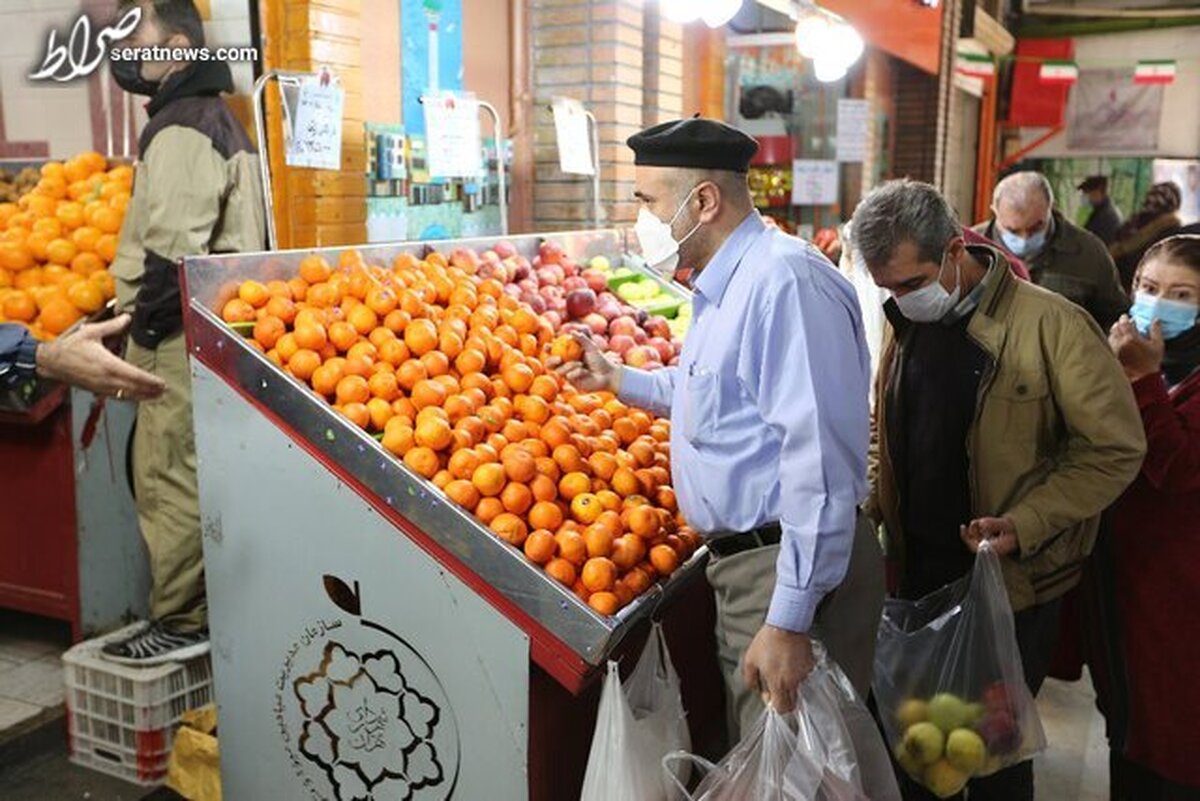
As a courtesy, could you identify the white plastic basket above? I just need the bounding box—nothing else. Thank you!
[63,623,213,786]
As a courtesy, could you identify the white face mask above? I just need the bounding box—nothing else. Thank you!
[893,252,961,323]
[634,186,703,277]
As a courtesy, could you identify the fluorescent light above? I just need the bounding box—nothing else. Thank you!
[814,58,848,83]
[701,0,743,27]
[661,0,700,22]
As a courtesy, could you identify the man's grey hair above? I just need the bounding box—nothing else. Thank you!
[992,171,1054,210]
[850,179,960,269]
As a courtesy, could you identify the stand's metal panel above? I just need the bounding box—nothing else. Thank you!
[182,230,706,680]
[194,364,529,801]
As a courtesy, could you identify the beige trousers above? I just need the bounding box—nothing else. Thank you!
[127,333,207,632]
[705,511,885,741]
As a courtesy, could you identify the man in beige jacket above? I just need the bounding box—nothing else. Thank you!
[103,0,265,664]
[852,180,1145,801]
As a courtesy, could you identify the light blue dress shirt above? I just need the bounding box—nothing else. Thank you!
[621,213,870,632]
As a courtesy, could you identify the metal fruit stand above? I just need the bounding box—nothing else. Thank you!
[183,230,724,801]
[0,156,149,641]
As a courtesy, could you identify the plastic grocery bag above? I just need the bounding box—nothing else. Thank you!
[166,705,222,801]
[663,648,901,801]
[580,622,691,801]
[873,542,1047,798]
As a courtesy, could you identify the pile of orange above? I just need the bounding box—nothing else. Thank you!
[226,247,699,616]
[0,153,127,339]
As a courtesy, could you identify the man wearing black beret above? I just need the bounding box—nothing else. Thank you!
[556,117,884,737]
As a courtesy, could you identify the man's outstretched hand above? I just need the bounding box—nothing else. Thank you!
[36,314,166,400]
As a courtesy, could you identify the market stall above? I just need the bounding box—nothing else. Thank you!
[183,230,723,800]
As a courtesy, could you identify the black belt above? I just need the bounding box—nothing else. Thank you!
[707,523,782,558]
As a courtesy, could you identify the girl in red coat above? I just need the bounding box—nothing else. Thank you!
[1106,234,1200,800]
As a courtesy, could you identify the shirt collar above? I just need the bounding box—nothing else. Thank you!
[942,247,998,324]
[692,212,768,307]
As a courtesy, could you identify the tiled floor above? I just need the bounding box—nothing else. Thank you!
[0,609,71,743]
[0,608,1115,798]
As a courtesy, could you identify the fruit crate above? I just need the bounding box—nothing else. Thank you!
[64,624,213,786]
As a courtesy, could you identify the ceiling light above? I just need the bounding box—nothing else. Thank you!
[701,0,743,28]
[661,0,700,23]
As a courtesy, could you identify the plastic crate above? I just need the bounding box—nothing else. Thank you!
[63,623,213,786]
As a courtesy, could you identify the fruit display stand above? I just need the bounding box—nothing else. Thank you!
[183,230,724,801]
[0,370,150,640]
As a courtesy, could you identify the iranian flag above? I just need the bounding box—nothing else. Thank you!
[1134,60,1177,85]
[956,52,995,79]
[1039,60,1079,84]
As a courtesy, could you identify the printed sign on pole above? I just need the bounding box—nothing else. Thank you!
[791,160,839,205]
[552,97,594,176]
[285,68,345,170]
[835,99,870,163]
[423,91,483,178]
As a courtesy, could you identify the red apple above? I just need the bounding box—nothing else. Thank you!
[609,317,638,338]
[449,247,480,271]
[625,346,661,368]
[581,269,608,293]
[511,261,532,282]
[566,288,597,320]
[644,316,671,340]
[977,711,1020,755]
[667,356,679,366]
[983,682,1014,714]
[536,268,560,287]
[562,261,579,278]
[609,334,635,356]
[542,310,562,330]
[633,329,648,345]
[518,278,539,294]
[503,283,521,298]
[647,336,674,363]
[494,241,518,259]
[562,276,587,293]
[526,295,547,315]
[481,249,500,263]
[538,241,565,266]
[477,261,502,281]
[583,313,608,335]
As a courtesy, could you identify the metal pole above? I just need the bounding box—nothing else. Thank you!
[478,100,509,236]
[253,70,310,250]
[584,109,601,230]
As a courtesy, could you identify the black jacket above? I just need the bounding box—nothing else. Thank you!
[1084,197,1123,246]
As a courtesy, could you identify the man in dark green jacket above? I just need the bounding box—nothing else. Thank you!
[976,171,1128,331]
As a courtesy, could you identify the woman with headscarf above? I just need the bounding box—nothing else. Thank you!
[1111,182,1183,293]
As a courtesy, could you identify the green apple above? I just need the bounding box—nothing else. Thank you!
[894,742,924,778]
[589,255,611,272]
[924,759,969,799]
[902,722,945,766]
[927,693,971,734]
[897,698,929,730]
[945,728,986,775]
[965,702,985,725]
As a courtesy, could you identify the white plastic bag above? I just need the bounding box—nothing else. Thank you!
[873,543,1047,797]
[580,622,691,801]
[664,648,901,801]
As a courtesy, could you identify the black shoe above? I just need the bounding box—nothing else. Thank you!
[100,622,210,666]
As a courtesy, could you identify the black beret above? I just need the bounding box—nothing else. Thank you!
[1077,175,1108,192]
[626,117,759,172]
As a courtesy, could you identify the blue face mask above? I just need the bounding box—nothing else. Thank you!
[1000,228,1047,258]
[1130,292,1199,339]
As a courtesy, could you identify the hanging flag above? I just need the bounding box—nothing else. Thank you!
[956,52,995,79]
[1134,60,1177,85]
[1038,59,1079,85]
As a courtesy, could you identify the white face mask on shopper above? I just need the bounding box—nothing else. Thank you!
[893,252,961,323]
[634,186,703,277]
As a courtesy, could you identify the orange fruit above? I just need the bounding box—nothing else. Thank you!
[472,462,507,497]
[415,416,453,451]
[475,497,505,525]
[39,297,82,335]
[555,529,588,567]
[448,449,482,480]
[0,241,34,272]
[328,320,358,352]
[378,338,410,368]
[411,378,447,410]
[444,479,480,510]
[68,251,104,276]
[628,505,661,539]
[65,280,104,314]
[381,419,416,456]
[339,402,370,429]
[253,315,286,349]
[367,371,400,402]
[348,303,378,335]
[501,448,537,483]
[421,349,451,377]
[581,558,618,593]
[584,525,614,558]
[530,474,558,503]
[502,362,535,394]
[299,255,332,284]
[612,535,646,572]
[43,238,76,266]
[94,233,118,263]
[649,544,680,576]
[335,374,370,405]
[490,513,528,546]
[403,446,440,479]
[622,567,652,596]
[499,482,533,515]
[294,320,328,351]
[550,335,584,362]
[221,297,255,323]
[571,493,602,525]
[2,291,37,322]
[558,471,590,501]
[545,558,576,587]
[404,318,438,356]
[524,529,557,565]
[611,468,641,498]
[366,397,394,430]
[656,487,678,513]
[397,359,428,391]
[528,500,564,531]
[587,452,618,481]
[552,444,585,474]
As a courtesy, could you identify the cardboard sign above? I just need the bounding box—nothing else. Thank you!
[835,99,870,163]
[552,97,594,176]
[285,70,344,170]
[792,160,839,205]
[423,92,483,178]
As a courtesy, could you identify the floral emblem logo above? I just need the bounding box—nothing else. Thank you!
[294,642,447,801]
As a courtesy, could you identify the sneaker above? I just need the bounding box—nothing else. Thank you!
[101,622,210,666]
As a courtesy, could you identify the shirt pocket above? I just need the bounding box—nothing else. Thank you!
[987,368,1052,444]
[683,368,719,445]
